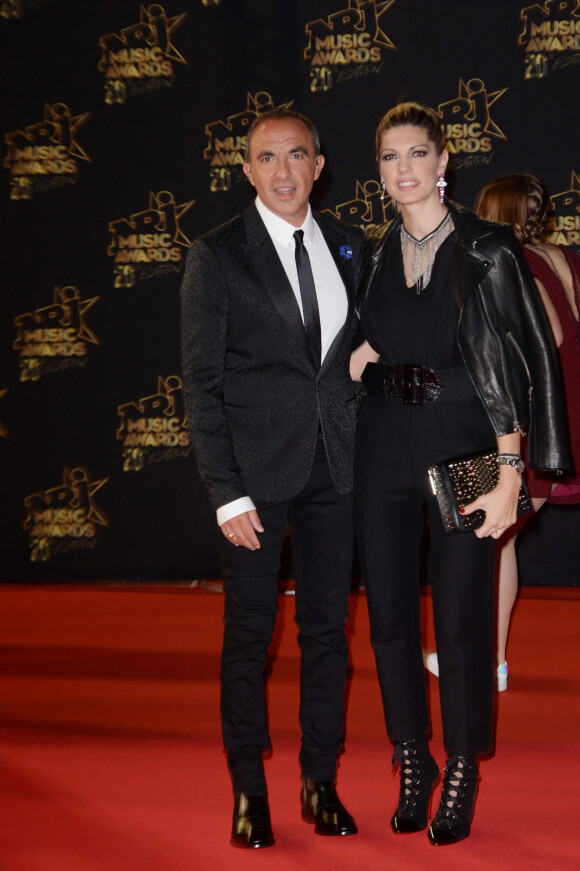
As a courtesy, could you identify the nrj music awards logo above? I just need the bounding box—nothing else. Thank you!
[304,0,396,91]
[107,190,194,287]
[98,4,187,104]
[519,0,580,79]
[4,103,90,199]
[14,286,100,382]
[437,78,508,171]
[116,375,191,472]
[546,172,580,248]
[323,179,390,232]
[24,467,109,562]
[204,92,293,192]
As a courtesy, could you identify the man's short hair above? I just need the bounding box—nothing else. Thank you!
[245,108,321,161]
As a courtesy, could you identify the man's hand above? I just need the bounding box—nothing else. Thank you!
[221,510,264,550]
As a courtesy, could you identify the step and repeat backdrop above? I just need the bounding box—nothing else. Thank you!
[1,0,578,583]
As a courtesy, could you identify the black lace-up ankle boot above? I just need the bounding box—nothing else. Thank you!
[391,739,440,833]
[428,755,479,845]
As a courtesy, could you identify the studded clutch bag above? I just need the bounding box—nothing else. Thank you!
[428,447,533,534]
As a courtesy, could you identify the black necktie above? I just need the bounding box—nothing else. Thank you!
[293,230,322,368]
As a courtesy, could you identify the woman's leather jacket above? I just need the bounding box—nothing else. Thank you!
[357,200,571,471]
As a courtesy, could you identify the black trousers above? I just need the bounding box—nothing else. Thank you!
[220,439,354,795]
[355,394,497,757]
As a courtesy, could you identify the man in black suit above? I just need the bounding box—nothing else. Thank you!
[180,108,366,848]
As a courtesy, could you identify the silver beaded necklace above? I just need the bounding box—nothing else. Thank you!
[400,211,454,294]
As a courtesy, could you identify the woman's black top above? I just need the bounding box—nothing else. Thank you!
[360,232,462,369]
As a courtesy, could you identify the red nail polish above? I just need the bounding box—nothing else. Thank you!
[459,508,465,514]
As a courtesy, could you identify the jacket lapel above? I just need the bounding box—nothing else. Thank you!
[314,212,356,377]
[314,212,355,299]
[242,205,312,361]
[449,203,495,308]
[242,205,358,375]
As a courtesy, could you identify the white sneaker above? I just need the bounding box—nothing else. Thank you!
[425,652,439,678]
[497,661,508,692]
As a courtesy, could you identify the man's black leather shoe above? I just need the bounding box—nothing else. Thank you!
[230,793,275,849]
[300,779,358,836]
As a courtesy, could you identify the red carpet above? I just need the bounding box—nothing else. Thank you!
[0,585,578,870]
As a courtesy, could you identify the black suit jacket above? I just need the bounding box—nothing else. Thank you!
[180,204,367,511]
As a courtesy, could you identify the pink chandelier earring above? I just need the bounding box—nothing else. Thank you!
[380,178,387,201]
[436,173,447,204]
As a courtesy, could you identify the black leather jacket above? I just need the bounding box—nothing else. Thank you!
[357,201,571,471]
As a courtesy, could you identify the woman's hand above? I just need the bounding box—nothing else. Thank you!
[462,464,523,539]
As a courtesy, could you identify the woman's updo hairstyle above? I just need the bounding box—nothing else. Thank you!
[375,101,446,162]
[474,174,551,246]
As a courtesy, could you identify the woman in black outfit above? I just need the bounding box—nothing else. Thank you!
[351,103,570,845]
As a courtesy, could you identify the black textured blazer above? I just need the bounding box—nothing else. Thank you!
[180,204,367,510]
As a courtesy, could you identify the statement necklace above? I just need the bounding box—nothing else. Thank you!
[400,211,454,294]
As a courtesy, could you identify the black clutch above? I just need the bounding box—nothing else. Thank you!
[428,447,533,534]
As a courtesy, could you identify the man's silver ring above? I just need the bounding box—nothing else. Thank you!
[494,531,500,538]
[227,531,235,539]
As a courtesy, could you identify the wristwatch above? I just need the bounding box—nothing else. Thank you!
[496,453,525,474]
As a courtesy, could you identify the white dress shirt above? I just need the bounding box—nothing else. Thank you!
[216,197,348,526]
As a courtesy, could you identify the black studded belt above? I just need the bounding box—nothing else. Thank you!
[361,361,476,405]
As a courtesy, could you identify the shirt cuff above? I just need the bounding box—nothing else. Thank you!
[216,496,256,526]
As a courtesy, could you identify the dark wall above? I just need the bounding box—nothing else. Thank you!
[1,0,578,583]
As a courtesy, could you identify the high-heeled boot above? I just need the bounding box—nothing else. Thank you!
[428,755,479,845]
[391,740,440,833]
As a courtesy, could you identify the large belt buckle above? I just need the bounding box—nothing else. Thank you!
[403,364,424,405]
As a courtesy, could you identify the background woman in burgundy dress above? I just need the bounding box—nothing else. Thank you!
[475,173,580,689]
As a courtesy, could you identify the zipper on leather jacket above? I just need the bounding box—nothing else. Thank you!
[506,331,532,434]
[476,293,521,431]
